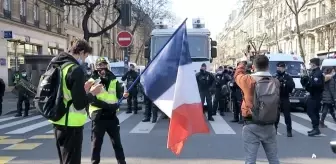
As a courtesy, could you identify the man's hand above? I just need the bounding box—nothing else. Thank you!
[123,92,129,98]
[89,84,103,96]
[84,81,94,93]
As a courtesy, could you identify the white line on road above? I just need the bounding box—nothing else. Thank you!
[130,113,162,134]
[208,115,236,134]
[117,111,133,123]
[0,116,16,123]
[0,115,43,130]
[45,118,92,134]
[6,120,51,134]
[292,113,336,132]
[279,115,326,136]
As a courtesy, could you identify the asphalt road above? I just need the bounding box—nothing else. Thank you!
[0,108,335,164]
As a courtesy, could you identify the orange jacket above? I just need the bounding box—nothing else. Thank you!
[234,64,255,118]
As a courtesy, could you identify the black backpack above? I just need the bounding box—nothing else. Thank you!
[34,62,73,122]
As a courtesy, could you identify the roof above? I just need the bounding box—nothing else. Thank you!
[265,53,304,62]
[321,59,336,67]
[151,28,211,36]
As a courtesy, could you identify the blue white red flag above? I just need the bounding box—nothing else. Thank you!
[140,19,210,155]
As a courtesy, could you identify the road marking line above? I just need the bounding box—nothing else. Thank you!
[29,135,54,139]
[130,113,162,134]
[3,143,42,150]
[0,139,25,144]
[0,117,16,123]
[6,120,51,134]
[0,136,9,140]
[117,111,133,124]
[292,113,336,131]
[45,118,92,134]
[277,132,282,135]
[207,114,236,134]
[0,115,43,130]
[279,115,326,136]
[0,156,16,163]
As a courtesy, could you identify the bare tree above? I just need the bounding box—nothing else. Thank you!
[130,0,173,63]
[285,0,310,62]
[263,1,280,52]
[60,0,121,41]
[247,33,268,55]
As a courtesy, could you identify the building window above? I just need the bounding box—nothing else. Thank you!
[56,13,61,28]
[33,1,39,26]
[20,0,27,17]
[46,8,51,31]
[3,0,10,11]
[77,8,81,27]
[25,44,40,55]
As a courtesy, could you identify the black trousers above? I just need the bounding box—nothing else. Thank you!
[0,96,3,116]
[54,125,83,164]
[91,119,126,164]
[306,96,321,129]
[200,90,212,116]
[17,93,29,115]
[127,91,138,112]
[321,103,336,122]
[144,96,158,119]
[213,90,226,113]
[275,98,292,131]
[232,97,241,120]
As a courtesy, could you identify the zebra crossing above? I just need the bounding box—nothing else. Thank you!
[0,111,336,137]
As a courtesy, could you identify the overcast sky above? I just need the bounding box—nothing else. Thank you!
[171,0,237,38]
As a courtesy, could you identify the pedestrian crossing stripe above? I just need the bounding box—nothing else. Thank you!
[0,112,335,136]
[0,156,16,163]
[3,143,42,150]
[130,113,162,133]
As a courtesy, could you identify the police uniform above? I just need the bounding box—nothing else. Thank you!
[213,66,231,116]
[196,63,216,121]
[301,58,324,136]
[89,58,126,164]
[274,62,295,137]
[14,70,30,117]
[122,64,139,114]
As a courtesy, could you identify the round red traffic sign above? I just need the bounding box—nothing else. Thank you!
[117,31,133,47]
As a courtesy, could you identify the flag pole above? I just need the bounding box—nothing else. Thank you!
[117,18,188,105]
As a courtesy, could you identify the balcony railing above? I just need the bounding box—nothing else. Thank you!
[298,12,336,31]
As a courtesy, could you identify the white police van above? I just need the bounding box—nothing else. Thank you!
[321,54,336,69]
[266,53,308,110]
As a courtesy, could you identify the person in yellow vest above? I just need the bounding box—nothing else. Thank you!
[89,57,128,164]
[50,39,103,164]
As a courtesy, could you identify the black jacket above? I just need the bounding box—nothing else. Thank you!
[275,72,295,98]
[122,70,139,92]
[51,52,95,110]
[196,70,215,92]
[301,67,324,97]
[215,72,231,89]
[90,70,122,120]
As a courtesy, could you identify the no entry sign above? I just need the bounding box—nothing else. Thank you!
[117,31,133,47]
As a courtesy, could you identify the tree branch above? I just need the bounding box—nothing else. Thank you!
[298,0,309,13]
[285,0,296,14]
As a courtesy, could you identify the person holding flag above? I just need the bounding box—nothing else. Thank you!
[88,57,128,164]
[139,18,209,155]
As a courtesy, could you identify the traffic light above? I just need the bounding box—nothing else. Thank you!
[121,2,132,27]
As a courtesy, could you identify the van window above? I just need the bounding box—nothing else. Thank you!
[269,61,307,77]
[111,67,124,77]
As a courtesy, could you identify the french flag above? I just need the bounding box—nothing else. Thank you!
[141,19,210,155]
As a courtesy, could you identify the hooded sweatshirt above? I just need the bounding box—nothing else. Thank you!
[51,52,95,111]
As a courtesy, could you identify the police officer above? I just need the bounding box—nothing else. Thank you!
[122,64,139,114]
[14,69,30,117]
[213,66,231,116]
[89,57,127,164]
[230,77,243,123]
[49,39,103,164]
[142,95,159,123]
[301,58,324,136]
[196,63,216,121]
[274,62,295,137]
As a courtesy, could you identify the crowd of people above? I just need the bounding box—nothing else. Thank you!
[12,37,333,164]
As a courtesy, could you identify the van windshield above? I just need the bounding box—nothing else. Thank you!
[269,61,307,77]
[111,67,124,77]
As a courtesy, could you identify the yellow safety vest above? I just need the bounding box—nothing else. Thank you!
[88,78,118,118]
[49,64,87,127]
